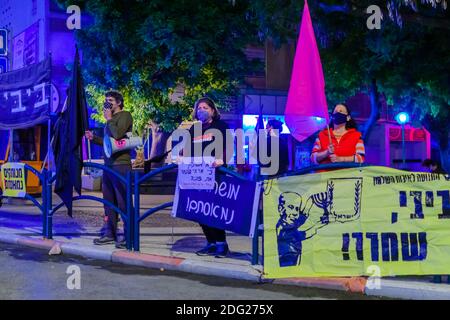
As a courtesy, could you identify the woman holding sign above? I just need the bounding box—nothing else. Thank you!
[186,97,232,258]
[311,103,365,165]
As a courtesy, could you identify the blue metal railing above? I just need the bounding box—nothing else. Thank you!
[47,162,133,249]
[0,164,48,237]
[1,161,370,265]
[132,163,177,251]
[132,164,249,251]
[284,162,369,177]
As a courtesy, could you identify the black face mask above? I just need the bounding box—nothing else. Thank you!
[103,101,113,110]
[332,112,348,125]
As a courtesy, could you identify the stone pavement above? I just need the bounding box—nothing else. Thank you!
[1,192,450,300]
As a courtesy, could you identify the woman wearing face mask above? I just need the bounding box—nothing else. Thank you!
[311,103,365,165]
[187,97,232,258]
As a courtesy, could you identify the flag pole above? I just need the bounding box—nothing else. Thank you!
[326,124,333,152]
[43,53,52,173]
[86,136,91,175]
[87,137,91,161]
[8,129,13,162]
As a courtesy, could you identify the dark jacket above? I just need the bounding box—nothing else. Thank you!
[261,134,289,176]
[186,119,232,163]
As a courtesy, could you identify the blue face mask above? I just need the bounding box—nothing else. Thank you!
[197,109,211,122]
[332,112,348,125]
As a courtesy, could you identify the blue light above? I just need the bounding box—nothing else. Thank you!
[395,112,410,125]
[242,114,258,128]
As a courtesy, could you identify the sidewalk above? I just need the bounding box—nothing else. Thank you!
[1,192,450,300]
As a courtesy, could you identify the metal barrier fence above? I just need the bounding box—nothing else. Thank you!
[48,162,133,250]
[1,161,368,265]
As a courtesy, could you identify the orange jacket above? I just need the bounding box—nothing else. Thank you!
[311,128,365,164]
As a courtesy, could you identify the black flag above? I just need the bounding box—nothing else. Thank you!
[53,47,88,216]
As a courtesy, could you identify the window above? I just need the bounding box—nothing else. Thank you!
[13,128,37,161]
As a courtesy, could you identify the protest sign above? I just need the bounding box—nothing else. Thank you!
[178,157,215,190]
[173,172,261,237]
[1,162,26,198]
[263,166,450,278]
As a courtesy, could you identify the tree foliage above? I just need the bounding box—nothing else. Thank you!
[312,0,449,169]
[56,0,448,168]
[56,0,304,135]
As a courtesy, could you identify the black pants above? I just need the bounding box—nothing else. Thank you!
[102,164,131,239]
[200,224,226,243]
[198,172,227,243]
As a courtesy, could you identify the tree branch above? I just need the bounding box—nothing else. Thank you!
[318,2,351,14]
[317,0,450,30]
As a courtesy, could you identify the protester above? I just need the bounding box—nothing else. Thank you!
[311,103,365,165]
[262,119,289,176]
[185,97,232,258]
[422,159,446,174]
[85,91,133,249]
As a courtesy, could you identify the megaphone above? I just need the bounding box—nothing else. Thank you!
[104,132,143,158]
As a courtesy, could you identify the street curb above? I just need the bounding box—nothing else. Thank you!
[365,279,450,300]
[178,260,262,282]
[16,237,56,250]
[4,232,450,299]
[273,277,367,293]
[111,251,184,270]
[0,233,21,245]
[0,232,263,282]
[0,232,370,296]
[60,242,113,261]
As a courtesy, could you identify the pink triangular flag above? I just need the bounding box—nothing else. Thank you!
[285,0,329,142]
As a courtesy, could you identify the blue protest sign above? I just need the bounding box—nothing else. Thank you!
[0,57,51,129]
[172,174,261,237]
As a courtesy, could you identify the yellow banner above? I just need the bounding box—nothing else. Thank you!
[263,166,450,278]
[1,162,26,198]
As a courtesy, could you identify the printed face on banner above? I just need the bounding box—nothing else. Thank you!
[263,166,450,278]
[273,177,363,268]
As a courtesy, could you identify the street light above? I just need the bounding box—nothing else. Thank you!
[395,112,410,169]
[395,112,410,125]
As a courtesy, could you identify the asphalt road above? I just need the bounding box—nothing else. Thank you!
[0,242,380,300]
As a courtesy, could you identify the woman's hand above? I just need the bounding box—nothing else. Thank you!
[329,154,340,162]
[85,130,94,140]
[330,155,355,162]
[103,108,112,121]
[313,146,335,164]
[327,144,335,155]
